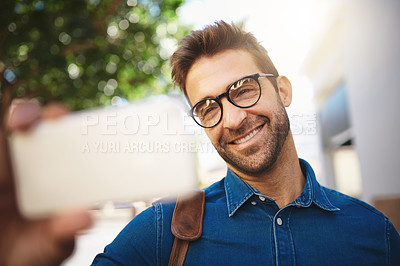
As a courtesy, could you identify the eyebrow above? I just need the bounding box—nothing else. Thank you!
[230,77,251,91]
[196,76,248,103]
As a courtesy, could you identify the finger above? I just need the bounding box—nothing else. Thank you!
[26,210,94,266]
[49,209,93,242]
[2,210,93,266]
[41,102,71,120]
[46,210,93,265]
[6,100,41,132]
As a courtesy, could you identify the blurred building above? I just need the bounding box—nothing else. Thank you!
[301,0,400,229]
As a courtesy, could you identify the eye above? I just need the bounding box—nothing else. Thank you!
[238,87,252,95]
[194,99,220,120]
[231,84,257,98]
[203,106,216,115]
[201,105,219,119]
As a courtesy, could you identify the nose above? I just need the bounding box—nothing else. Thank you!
[220,98,247,129]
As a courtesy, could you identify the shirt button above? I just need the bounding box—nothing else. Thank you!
[251,201,257,205]
[277,217,283,226]
[259,196,266,201]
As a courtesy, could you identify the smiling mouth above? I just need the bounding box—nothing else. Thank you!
[232,125,263,144]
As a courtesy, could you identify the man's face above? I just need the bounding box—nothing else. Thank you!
[185,49,291,176]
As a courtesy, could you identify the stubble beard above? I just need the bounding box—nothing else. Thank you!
[215,102,290,176]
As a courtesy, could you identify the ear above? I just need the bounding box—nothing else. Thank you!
[276,76,292,107]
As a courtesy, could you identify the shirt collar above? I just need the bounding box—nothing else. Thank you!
[224,158,340,217]
[295,159,340,211]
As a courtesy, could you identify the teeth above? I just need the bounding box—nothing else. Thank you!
[233,127,262,144]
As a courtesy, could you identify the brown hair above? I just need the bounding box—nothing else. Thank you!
[170,20,279,98]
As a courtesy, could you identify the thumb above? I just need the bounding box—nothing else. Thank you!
[47,210,93,263]
[49,209,93,242]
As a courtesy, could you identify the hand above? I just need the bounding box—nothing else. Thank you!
[0,100,93,266]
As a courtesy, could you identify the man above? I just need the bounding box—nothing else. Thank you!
[92,21,400,265]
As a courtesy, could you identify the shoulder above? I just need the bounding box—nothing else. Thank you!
[92,206,159,265]
[320,187,400,258]
[324,188,400,263]
[204,177,226,202]
[155,177,226,208]
[323,186,387,218]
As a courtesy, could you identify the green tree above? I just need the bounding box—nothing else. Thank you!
[0,0,190,127]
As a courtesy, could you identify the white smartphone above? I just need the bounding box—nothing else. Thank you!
[9,96,198,219]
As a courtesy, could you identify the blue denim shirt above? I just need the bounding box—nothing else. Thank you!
[92,159,400,265]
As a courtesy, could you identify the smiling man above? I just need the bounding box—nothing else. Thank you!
[184,49,303,209]
[93,21,400,265]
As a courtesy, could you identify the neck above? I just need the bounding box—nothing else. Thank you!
[232,132,305,209]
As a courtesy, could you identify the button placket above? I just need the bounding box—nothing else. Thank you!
[273,208,294,265]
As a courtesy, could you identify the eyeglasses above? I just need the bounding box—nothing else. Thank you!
[190,73,274,128]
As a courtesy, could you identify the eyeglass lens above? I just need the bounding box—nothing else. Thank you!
[193,77,261,128]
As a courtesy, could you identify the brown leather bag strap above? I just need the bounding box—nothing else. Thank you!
[168,237,190,266]
[168,189,205,266]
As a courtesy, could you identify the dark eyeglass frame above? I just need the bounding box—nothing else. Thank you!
[190,73,274,128]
